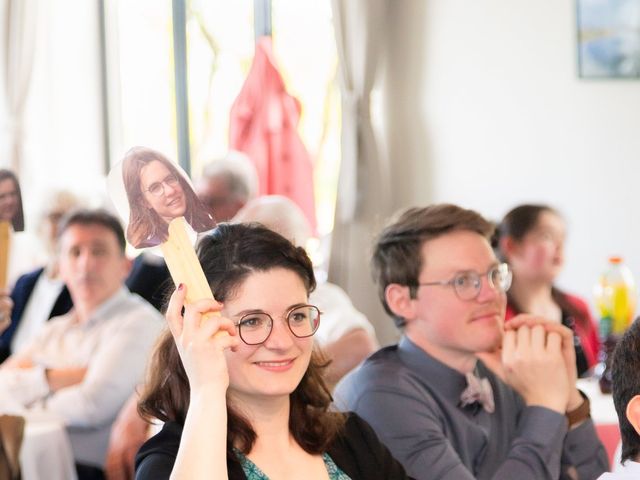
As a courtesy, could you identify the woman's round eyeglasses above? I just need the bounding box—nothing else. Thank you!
[234,304,321,345]
[144,174,179,197]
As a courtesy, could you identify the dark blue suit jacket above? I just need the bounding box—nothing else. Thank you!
[125,255,171,313]
[0,267,73,362]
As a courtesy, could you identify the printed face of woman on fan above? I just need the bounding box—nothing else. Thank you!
[118,147,215,249]
[139,160,187,223]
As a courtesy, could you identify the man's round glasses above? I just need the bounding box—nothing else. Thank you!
[144,174,179,197]
[414,263,512,301]
[234,304,321,345]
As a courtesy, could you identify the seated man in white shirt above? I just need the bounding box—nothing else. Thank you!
[599,318,640,479]
[0,209,163,477]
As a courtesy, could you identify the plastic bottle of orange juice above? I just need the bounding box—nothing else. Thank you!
[594,256,637,393]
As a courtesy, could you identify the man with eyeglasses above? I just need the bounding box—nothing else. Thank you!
[334,204,607,480]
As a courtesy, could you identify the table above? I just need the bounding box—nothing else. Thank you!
[0,370,77,479]
[577,376,620,467]
[20,413,78,480]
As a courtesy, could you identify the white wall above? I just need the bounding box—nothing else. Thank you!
[383,0,640,318]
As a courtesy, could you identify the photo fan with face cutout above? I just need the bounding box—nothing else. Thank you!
[0,169,25,289]
[107,146,220,311]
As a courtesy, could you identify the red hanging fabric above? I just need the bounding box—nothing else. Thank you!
[229,36,317,232]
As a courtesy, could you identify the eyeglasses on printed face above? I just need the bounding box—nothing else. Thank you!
[414,263,512,301]
[234,304,321,345]
[144,174,180,197]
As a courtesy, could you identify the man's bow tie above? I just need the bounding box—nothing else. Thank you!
[459,371,495,413]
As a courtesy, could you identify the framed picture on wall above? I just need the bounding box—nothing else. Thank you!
[577,0,640,78]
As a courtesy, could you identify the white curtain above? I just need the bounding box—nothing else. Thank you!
[2,0,38,173]
[329,0,392,334]
[331,0,389,223]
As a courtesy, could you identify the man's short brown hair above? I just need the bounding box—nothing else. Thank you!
[371,204,494,328]
[58,209,126,254]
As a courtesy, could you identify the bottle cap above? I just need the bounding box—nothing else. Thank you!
[609,256,623,264]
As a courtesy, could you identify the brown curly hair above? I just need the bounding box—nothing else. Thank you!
[138,223,345,455]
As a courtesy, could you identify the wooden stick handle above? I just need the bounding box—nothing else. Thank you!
[160,217,222,325]
[0,222,10,290]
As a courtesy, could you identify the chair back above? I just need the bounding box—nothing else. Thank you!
[0,415,25,480]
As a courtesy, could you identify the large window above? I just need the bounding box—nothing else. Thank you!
[110,0,177,161]
[111,0,340,240]
[185,0,255,178]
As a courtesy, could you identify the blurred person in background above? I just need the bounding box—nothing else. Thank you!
[195,150,258,223]
[0,169,23,229]
[493,204,599,377]
[0,169,46,289]
[0,189,80,362]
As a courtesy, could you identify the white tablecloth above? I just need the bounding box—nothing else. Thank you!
[20,413,77,480]
[577,377,618,424]
[0,371,77,479]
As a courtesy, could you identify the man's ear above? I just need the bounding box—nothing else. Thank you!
[626,395,640,436]
[121,256,133,280]
[385,283,417,323]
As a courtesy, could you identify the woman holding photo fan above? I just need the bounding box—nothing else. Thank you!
[135,223,411,480]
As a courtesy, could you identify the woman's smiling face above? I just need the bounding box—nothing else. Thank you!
[223,267,314,405]
[139,160,187,222]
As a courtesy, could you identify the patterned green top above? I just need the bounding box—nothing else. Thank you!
[234,450,351,479]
